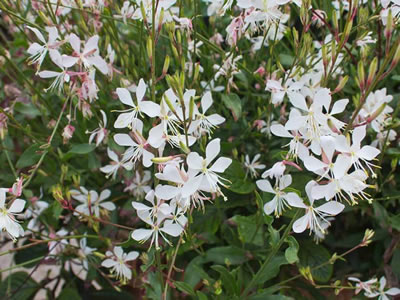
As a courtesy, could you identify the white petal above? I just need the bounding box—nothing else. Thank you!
[271,124,293,138]
[114,246,123,258]
[27,26,46,43]
[140,101,161,117]
[209,157,232,173]
[155,185,180,200]
[114,134,136,146]
[107,148,119,162]
[68,33,81,53]
[386,288,400,296]
[142,150,154,168]
[181,175,203,197]
[161,223,183,237]
[293,214,309,233]
[201,91,213,113]
[132,202,150,211]
[263,197,277,215]
[358,146,380,160]
[114,112,135,129]
[9,199,25,213]
[256,179,274,193]
[100,201,116,211]
[136,79,147,101]
[207,114,225,125]
[304,156,326,172]
[316,201,345,215]
[101,259,118,268]
[38,71,60,78]
[99,189,111,201]
[288,92,308,111]
[352,125,366,148]
[83,35,99,54]
[206,138,220,164]
[186,152,203,170]
[131,229,153,242]
[86,55,108,75]
[125,251,139,261]
[333,154,352,179]
[116,88,134,107]
[330,99,349,115]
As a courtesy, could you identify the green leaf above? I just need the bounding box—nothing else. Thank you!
[298,241,333,283]
[254,255,289,285]
[174,281,196,296]
[14,242,48,268]
[231,215,264,246]
[0,272,38,300]
[285,236,299,264]
[389,214,400,231]
[205,246,249,265]
[196,291,208,300]
[58,288,82,300]
[14,102,41,118]
[68,143,96,154]
[211,265,237,295]
[16,144,41,169]
[221,93,242,121]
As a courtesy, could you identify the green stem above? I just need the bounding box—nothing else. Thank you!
[241,209,300,297]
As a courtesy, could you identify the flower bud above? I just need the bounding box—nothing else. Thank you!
[357,61,365,91]
[368,102,386,122]
[333,75,348,94]
[151,156,175,163]
[366,57,378,87]
[361,229,374,246]
[163,92,177,114]
[385,9,393,40]
[146,37,152,60]
[391,42,400,67]
[179,140,190,154]
[188,96,195,121]
[162,55,170,75]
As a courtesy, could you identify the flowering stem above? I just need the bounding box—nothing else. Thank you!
[241,209,300,297]
[155,249,164,291]
[151,0,157,102]
[0,256,45,273]
[163,233,184,300]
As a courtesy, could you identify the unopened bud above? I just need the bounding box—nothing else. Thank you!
[357,61,365,91]
[179,140,190,154]
[140,2,147,24]
[188,96,195,121]
[385,9,393,40]
[322,44,329,69]
[368,102,387,122]
[343,19,353,44]
[162,55,170,75]
[367,57,378,87]
[333,75,348,94]
[193,63,200,82]
[361,229,374,246]
[158,8,164,32]
[146,37,152,60]
[151,156,175,163]
[163,92,177,114]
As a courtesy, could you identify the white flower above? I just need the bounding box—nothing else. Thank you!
[77,237,97,271]
[188,91,225,136]
[114,79,160,129]
[132,189,172,222]
[262,161,286,179]
[87,110,108,147]
[365,276,400,299]
[289,181,345,234]
[265,78,303,105]
[244,154,266,178]
[115,1,134,23]
[38,50,75,93]
[114,120,155,168]
[70,187,116,217]
[348,277,378,295]
[25,199,48,231]
[48,228,69,256]
[131,210,183,249]
[100,147,134,179]
[335,126,381,176]
[101,246,139,283]
[0,188,25,241]
[67,33,108,75]
[256,175,302,216]
[27,26,59,69]
[124,171,152,198]
[182,138,232,200]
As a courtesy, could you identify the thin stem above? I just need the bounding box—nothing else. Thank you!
[2,139,17,179]
[241,209,300,297]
